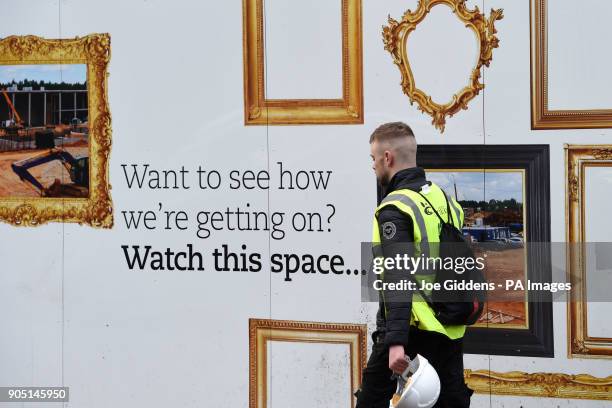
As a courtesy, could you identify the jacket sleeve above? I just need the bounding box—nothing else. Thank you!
[377,205,415,348]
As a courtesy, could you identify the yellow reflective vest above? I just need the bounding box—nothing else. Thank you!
[372,182,467,340]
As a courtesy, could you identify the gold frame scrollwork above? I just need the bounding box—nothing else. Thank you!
[566,144,612,358]
[531,0,612,129]
[248,318,367,408]
[0,34,113,228]
[242,0,363,125]
[465,369,612,400]
[382,0,503,133]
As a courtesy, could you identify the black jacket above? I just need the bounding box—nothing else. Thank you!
[375,167,432,348]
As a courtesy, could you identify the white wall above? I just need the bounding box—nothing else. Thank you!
[1,0,611,407]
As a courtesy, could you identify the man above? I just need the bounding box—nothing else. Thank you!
[355,122,473,408]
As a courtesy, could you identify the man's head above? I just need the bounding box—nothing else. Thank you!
[369,122,417,186]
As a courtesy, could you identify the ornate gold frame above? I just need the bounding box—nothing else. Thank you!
[382,0,503,133]
[566,144,612,357]
[242,0,363,125]
[249,318,367,408]
[531,0,612,129]
[465,369,612,400]
[0,34,113,228]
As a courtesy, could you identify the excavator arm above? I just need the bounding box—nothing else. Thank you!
[11,148,89,196]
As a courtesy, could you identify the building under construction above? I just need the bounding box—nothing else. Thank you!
[0,85,88,152]
[1,85,88,126]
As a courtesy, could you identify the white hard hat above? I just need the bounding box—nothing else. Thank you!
[390,354,440,408]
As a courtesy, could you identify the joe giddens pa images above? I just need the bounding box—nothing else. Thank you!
[371,253,572,293]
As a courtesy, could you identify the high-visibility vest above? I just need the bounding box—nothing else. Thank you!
[372,182,466,340]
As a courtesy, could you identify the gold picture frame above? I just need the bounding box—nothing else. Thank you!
[0,34,113,228]
[382,0,503,133]
[249,318,367,408]
[566,144,612,357]
[465,369,612,400]
[531,0,612,129]
[242,0,363,125]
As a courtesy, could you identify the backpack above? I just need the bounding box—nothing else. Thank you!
[412,189,486,326]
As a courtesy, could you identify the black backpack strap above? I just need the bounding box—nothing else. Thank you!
[441,190,454,225]
[406,274,436,309]
[417,186,453,225]
[411,187,452,314]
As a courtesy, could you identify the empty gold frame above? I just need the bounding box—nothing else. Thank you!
[0,35,113,228]
[566,145,612,358]
[242,0,363,125]
[382,0,503,132]
[531,1,612,129]
[249,319,367,408]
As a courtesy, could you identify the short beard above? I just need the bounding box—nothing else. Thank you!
[378,172,391,187]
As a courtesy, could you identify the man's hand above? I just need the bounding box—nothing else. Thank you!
[388,344,409,374]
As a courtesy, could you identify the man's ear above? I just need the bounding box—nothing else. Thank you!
[384,150,393,167]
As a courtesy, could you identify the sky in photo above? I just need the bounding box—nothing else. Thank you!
[0,64,86,84]
[427,170,523,202]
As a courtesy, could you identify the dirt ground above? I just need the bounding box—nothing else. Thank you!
[0,144,88,197]
[476,247,528,326]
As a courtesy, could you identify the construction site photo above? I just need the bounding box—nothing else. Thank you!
[428,170,527,328]
[0,64,89,199]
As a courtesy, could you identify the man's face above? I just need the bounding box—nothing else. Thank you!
[370,141,391,186]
